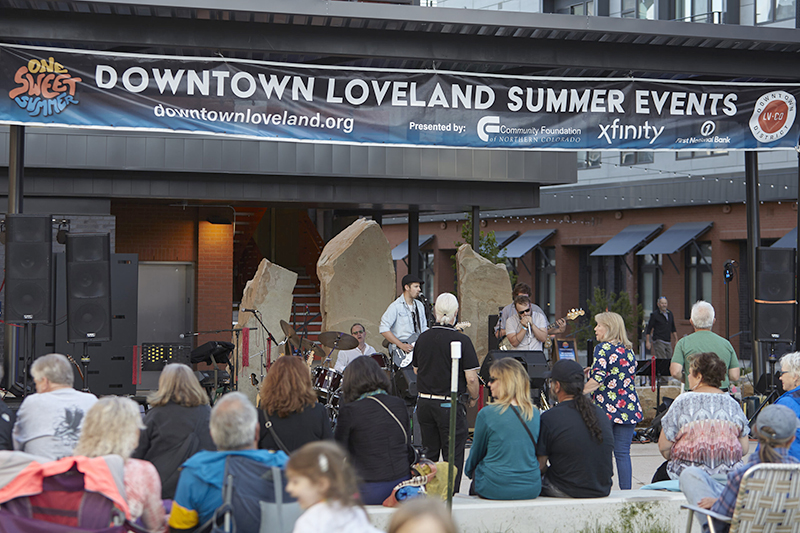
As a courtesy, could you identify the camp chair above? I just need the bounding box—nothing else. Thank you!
[200,454,301,533]
[682,463,800,533]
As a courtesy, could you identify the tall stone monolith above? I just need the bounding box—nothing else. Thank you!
[317,219,395,367]
[234,259,297,405]
[456,243,512,363]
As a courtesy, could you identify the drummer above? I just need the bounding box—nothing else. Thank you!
[334,323,376,372]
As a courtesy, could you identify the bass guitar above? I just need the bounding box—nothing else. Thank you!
[389,321,471,369]
[499,308,584,350]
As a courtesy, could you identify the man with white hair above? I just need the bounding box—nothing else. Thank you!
[670,301,740,391]
[412,293,480,493]
[12,353,97,460]
[169,392,288,532]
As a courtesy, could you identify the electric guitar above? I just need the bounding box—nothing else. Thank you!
[389,321,471,369]
[500,308,584,350]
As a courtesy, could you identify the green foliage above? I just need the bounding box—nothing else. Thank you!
[573,287,644,350]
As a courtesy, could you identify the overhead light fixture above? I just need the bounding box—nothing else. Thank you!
[55,219,70,244]
[206,215,232,225]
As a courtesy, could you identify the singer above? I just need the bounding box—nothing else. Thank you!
[506,295,557,351]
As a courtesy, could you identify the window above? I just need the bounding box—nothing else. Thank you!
[756,0,795,23]
[620,152,654,165]
[557,1,595,14]
[639,254,662,319]
[537,247,557,323]
[621,0,656,18]
[685,242,712,319]
[577,151,602,169]
[675,0,725,22]
[676,150,729,160]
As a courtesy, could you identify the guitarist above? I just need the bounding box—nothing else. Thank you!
[506,295,565,352]
[379,274,428,357]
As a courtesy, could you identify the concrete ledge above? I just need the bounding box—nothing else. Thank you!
[366,489,688,533]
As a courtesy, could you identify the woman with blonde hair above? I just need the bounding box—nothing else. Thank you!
[257,355,332,453]
[75,397,167,533]
[584,311,643,490]
[132,363,215,499]
[464,357,541,499]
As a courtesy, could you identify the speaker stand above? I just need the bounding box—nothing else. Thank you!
[80,342,91,393]
[747,342,781,425]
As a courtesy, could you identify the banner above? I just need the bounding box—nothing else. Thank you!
[2,44,799,151]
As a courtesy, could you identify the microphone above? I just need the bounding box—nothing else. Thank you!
[242,308,258,314]
[179,332,199,338]
[417,293,429,303]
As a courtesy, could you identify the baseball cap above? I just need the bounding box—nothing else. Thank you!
[756,404,800,441]
[401,274,424,288]
[544,359,585,383]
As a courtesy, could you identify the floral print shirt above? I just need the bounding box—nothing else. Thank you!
[589,342,643,425]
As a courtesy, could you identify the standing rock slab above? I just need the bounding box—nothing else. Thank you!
[234,259,298,405]
[317,219,395,366]
[456,244,512,363]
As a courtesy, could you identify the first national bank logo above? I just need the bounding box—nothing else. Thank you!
[477,116,501,142]
[8,57,82,117]
[749,91,795,143]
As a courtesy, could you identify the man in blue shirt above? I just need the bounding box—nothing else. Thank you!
[380,274,428,361]
[169,392,288,531]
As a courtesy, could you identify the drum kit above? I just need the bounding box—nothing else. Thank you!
[278,320,390,426]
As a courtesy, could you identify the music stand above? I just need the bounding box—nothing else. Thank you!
[481,350,550,407]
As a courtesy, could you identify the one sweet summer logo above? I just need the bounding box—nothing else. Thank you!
[749,91,796,143]
[7,57,82,117]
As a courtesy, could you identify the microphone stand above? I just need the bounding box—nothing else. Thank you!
[242,309,280,382]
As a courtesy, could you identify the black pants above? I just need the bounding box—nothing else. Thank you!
[416,397,467,493]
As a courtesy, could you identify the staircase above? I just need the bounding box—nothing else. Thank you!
[289,268,322,344]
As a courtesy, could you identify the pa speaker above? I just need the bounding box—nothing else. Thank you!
[4,214,53,323]
[66,234,111,343]
[755,302,795,343]
[756,247,795,302]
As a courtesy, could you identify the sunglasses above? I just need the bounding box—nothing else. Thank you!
[486,377,497,384]
[352,330,365,335]
[518,308,532,315]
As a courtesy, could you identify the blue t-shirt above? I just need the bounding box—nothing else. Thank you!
[464,403,541,500]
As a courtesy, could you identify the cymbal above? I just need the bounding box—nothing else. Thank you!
[298,338,325,360]
[318,331,358,351]
[280,320,300,348]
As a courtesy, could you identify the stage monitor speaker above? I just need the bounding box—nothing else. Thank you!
[4,214,53,323]
[756,247,795,302]
[756,302,795,343]
[66,234,112,343]
[481,350,549,389]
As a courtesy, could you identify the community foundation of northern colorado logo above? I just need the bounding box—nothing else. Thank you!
[749,91,796,143]
[8,57,82,117]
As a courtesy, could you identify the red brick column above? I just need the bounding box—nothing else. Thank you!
[197,221,233,346]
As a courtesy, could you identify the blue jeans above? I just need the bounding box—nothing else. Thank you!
[679,467,727,530]
[612,423,636,490]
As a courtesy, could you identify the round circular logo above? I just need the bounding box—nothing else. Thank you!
[749,91,796,143]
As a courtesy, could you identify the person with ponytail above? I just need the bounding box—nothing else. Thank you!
[536,359,615,498]
[680,404,799,533]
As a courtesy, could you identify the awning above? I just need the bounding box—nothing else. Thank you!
[503,229,556,259]
[636,222,713,256]
[391,234,434,261]
[772,227,797,249]
[590,224,663,257]
[492,230,520,249]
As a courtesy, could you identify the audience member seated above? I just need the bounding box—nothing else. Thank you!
[536,359,614,498]
[13,353,97,460]
[387,498,457,533]
[74,396,167,533]
[0,367,15,451]
[680,404,799,533]
[658,352,749,482]
[335,356,412,505]
[132,363,216,500]
[465,358,541,500]
[257,356,332,453]
[169,392,288,532]
[776,351,800,461]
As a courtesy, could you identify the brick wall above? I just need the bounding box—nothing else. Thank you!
[197,221,233,346]
[112,204,196,262]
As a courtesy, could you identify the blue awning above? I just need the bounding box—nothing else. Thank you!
[492,230,520,249]
[637,222,713,256]
[772,227,797,249]
[391,234,434,261]
[591,224,663,257]
[503,229,556,259]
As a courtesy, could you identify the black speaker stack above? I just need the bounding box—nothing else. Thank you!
[65,233,112,343]
[4,215,53,324]
[755,247,796,343]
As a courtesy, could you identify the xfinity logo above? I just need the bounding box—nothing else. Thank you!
[477,116,500,142]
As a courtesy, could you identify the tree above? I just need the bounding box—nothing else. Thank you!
[573,287,644,352]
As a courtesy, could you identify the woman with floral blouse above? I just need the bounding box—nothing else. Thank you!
[584,311,643,490]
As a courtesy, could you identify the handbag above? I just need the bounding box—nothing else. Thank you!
[367,396,419,465]
[510,405,537,448]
